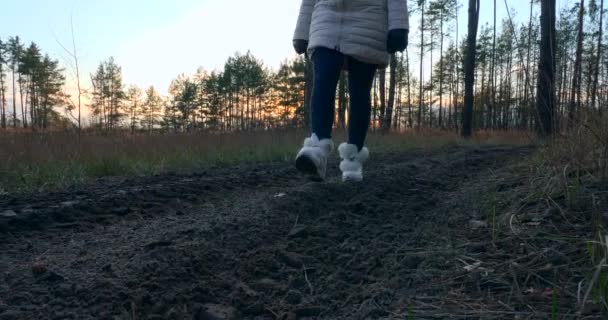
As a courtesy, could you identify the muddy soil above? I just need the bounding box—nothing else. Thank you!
[0,145,596,319]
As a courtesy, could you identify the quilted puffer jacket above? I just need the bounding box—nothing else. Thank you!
[294,0,409,67]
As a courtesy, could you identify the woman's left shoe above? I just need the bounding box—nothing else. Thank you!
[338,143,369,182]
[295,134,334,181]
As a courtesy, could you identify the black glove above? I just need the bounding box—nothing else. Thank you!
[387,29,408,54]
[293,39,309,55]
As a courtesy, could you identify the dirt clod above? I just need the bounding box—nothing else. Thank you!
[31,262,47,275]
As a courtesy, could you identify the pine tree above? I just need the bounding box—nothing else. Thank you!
[19,42,42,129]
[141,86,163,132]
[91,58,125,131]
[37,55,65,130]
[126,85,142,133]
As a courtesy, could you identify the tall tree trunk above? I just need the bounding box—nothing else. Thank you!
[592,0,604,109]
[558,42,568,119]
[507,45,514,129]
[480,61,487,127]
[462,0,480,138]
[406,49,413,128]
[11,69,16,128]
[385,54,397,133]
[0,63,5,129]
[515,55,523,128]
[522,0,533,129]
[455,0,460,131]
[490,0,497,129]
[101,94,106,130]
[18,75,26,128]
[439,11,445,128]
[396,54,404,130]
[585,48,593,108]
[29,86,34,129]
[245,89,250,131]
[42,96,49,130]
[429,32,434,128]
[569,0,585,124]
[536,0,556,136]
[30,85,36,130]
[108,81,113,131]
[418,0,425,129]
[379,68,387,129]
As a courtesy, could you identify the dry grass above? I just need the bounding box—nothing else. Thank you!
[416,113,608,317]
[0,129,304,193]
[528,112,607,216]
[498,111,608,315]
[0,128,530,193]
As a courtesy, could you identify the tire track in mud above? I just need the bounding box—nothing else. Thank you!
[0,145,532,320]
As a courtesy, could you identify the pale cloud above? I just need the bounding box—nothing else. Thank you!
[115,0,302,94]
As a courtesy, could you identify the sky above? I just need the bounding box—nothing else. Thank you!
[0,0,572,95]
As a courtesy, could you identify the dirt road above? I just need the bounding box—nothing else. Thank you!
[2,145,585,320]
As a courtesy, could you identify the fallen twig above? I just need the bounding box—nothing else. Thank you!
[303,265,314,295]
[580,258,606,313]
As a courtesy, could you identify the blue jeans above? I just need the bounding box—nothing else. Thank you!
[311,47,376,151]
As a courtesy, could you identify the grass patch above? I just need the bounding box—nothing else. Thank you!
[490,112,608,315]
[0,128,530,193]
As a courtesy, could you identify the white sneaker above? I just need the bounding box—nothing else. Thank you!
[338,143,369,182]
[295,134,334,180]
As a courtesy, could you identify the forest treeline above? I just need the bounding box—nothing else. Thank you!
[0,0,604,134]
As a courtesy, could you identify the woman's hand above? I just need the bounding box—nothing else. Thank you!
[387,29,408,54]
[293,39,309,55]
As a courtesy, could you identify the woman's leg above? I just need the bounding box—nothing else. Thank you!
[295,48,344,180]
[311,48,344,140]
[346,57,376,150]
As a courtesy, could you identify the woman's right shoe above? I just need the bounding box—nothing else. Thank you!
[295,134,333,181]
[338,143,369,182]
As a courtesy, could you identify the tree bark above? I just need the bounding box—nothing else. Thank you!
[569,0,585,124]
[462,0,480,138]
[11,68,16,128]
[439,10,445,128]
[454,0,460,131]
[592,0,604,109]
[490,0,497,129]
[406,50,413,128]
[379,68,387,129]
[0,54,5,129]
[18,74,26,128]
[522,0,533,130]
[536,0,556,136]
[385,54,397,133]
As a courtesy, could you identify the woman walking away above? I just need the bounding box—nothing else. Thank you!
[293,0,409,182]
